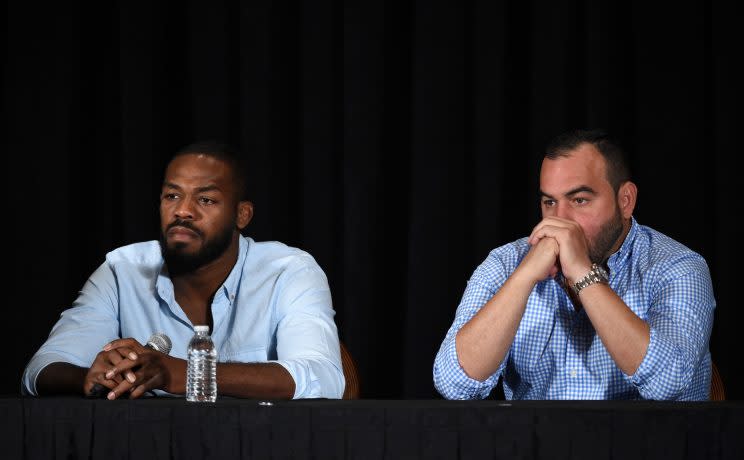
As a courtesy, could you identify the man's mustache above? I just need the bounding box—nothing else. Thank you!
[167,219,203,237]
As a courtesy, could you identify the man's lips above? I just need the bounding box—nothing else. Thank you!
[167,226,200,241]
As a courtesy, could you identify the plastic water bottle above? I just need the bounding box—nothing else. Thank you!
[186,325,217,402]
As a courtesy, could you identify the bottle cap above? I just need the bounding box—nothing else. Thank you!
[194,325,210,333]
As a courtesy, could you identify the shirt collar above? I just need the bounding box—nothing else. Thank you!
[220,235,249,303]
[607,216,638,273]
[155,235,250,305]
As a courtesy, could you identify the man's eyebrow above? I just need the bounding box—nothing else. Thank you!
[195,185,221,193]
[539,186,597,199]
[161,183,221,193]
[565,186,596,196]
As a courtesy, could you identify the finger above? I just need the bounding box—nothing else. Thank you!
[529,218,578,243]
[103,347,141,379]
[92,370,125,391]
[102,351,127,380]
[538,238,560,259]
[103,338,144,352]
[109,369,137,384]
[537,216,575,228]
[102,346,135,367]
[531,221,581,244]
[91,347,129,371]
[111,353,161,390]
[107,378,136,400]
[125,364,160,399]
[529,224,564,245]
[129,384,147,399]
[86,349,131,394]
[85,370,121,395]
[85,377,116,395]
[129,374,162,399]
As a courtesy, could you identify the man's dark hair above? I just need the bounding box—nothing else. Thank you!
[545,129,631,192]
[170,140,249,201]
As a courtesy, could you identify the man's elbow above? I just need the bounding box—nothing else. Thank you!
[288,358,345,399]
[637,356,700,401]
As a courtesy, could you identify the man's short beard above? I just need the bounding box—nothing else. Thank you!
[588,206,624,264]
[160,222,235,276]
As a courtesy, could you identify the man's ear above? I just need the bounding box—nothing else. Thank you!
[618,181,637,219]
[237,201,254,230]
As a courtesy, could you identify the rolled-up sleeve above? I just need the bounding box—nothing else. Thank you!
[271,256,344,399]
[433,273,506,400]
[22,262,120,395]
[630,256,716,400]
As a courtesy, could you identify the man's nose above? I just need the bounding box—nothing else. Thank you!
[174,198,195,219]
[554,202,572,220]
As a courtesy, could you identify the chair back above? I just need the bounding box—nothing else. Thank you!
[340,341,361,399]
[710,361,725,401]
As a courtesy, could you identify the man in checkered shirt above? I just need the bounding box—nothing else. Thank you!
[433,129,715,400]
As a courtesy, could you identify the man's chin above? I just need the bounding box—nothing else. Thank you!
[163,251,204,275]
[166,240,199,252]
[162,242,199,260]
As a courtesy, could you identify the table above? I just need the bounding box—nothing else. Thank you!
[2,397,743,459]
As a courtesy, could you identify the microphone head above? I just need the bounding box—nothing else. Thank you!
[146,332,172,354]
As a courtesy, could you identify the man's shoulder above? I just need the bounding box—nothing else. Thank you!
[243,237,323,275]
[471,237,530,283]
[104,241,163,268]
[486,237,531,266]
[631,224,709,274]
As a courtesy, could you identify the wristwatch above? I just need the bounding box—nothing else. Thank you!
[571,263,609,294]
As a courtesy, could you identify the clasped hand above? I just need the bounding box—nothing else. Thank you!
[525,216,593,284]
[84,338,182,399]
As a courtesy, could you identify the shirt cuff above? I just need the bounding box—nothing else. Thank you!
[434,335,500,400]
[629,327,676,399]
[272,358,344,399]
[22,352,76,396]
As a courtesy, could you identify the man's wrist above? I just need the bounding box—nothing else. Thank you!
[572,263,609,294]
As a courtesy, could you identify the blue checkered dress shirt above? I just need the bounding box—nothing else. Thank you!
[433,218,715,400]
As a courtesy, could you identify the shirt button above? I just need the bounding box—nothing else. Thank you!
[570,369,577,377]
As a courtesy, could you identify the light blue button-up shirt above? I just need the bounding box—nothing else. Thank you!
[23,236,344,399]
[434,218,715,400]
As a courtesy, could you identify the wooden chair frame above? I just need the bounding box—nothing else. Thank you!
[340,341,360,399]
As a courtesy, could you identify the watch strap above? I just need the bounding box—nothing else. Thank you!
[572,263,609,294]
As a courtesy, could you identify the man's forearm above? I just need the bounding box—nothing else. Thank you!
[165,360,296,399]
[35,362,88,396]
[455,269,536,381]
[580,282,650,375]
[217,362,296,399]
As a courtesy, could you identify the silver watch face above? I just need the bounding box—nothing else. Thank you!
[572,263,608,293]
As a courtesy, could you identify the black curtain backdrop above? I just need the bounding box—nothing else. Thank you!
[4,1,741,399]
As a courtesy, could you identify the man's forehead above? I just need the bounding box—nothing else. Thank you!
[540,146,609,193]
[165,154,232,184]
[542,145,606,173]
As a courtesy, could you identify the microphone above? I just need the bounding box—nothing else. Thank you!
[87,332,172,398]
[145,332,172,354]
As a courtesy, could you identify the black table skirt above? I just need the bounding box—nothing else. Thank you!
[2,397,743,459]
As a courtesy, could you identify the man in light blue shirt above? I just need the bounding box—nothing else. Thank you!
[23,141,344,399]
[434,129,715,400]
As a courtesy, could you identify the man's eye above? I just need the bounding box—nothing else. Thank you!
[574,197,587,205]
[199,197,216,205]
[163,193,178,200]
[542,199,555,207]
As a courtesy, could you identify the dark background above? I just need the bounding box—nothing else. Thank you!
[4,1,741,399]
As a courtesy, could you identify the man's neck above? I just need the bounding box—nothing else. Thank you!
[606,218,633,262]
[171,237,240,306]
